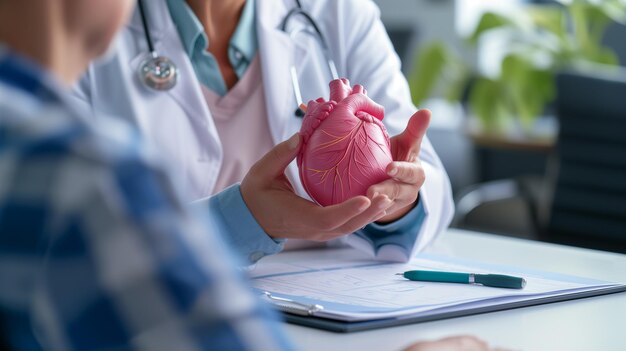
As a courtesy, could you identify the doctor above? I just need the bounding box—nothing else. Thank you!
[73,0,454,263]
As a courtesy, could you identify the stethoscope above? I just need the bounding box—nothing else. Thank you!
[280,0,339,116]
[137,0,178,91]
[137,0,338,117]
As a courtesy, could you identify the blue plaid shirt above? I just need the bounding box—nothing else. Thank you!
[0,48,293,350]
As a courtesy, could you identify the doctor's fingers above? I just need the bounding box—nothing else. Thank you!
[403,335,494,351]
[397,109,432,157]
[386,161,426,186]
[309,195,392,241]
[311,195,390,232]
[251,133,301,179]
[367,180,419,210]
[331,195,393,236]
[254,192,367,239]
[301,195,373,232]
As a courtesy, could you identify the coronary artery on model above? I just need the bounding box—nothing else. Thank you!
[297,79,393,206]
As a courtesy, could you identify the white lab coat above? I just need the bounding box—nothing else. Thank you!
[73,0,454,261]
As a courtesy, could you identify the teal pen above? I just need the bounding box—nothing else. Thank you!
[396,270,527,289]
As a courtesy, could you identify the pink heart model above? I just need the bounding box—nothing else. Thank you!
[297,79,393,206]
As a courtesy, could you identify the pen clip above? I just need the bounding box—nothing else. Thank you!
[262,291,324,316]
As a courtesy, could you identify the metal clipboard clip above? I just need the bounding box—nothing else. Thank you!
[262,291,324,316]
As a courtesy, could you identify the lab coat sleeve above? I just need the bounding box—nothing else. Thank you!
[201,184,285,264]
[70,71,284,264]
[331,0,454,262]
[352,197,426,260]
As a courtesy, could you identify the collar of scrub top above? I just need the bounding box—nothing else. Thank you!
[165,0,258,95]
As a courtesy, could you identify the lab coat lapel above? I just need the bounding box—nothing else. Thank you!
[158,35,212,129]
[256,0,305,144]
[256,0,309,197]
[127,1,222,154]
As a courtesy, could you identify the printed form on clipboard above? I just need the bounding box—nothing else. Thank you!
[248,247,626,329]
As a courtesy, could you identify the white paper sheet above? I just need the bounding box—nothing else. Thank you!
[250,248,620,322]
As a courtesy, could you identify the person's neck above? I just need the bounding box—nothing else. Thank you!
[0,2,88,85]
[185,0,247,90]
[185,0,246,60]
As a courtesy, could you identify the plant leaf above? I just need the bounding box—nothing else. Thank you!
[597,0,626,24]
[469,78,506,129]
[468,12,514,45]
[408,42,450,106]
[528,5,566,38]
[444,67,470,103]
[584,46,620,65]
[500,54,555,128]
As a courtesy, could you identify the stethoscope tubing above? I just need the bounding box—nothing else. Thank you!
[137,0,156,53]
[136,0,337,113]
[280,4,338,117]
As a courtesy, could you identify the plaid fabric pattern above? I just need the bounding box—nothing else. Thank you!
[0,49,292,351]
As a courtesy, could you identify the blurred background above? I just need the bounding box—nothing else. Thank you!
[372,0,626,253]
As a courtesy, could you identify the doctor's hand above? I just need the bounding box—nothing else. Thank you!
[366,109,431,224]
[241,133,394,241]
[402,335,512,351]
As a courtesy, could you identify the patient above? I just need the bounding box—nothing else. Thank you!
[0,0,507,350]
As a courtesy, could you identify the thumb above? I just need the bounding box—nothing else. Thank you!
[254,133,301,178]
[400,109,431,155]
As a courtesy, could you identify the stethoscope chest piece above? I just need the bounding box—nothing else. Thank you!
[136,0,177,91]
[138,54,178,91]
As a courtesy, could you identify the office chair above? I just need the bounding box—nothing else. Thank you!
[544,70,626,251]
[453,176,543,239]
[0,319,10,351]
[454,68,626,252]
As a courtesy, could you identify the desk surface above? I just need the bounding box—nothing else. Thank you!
[275,229,626,351]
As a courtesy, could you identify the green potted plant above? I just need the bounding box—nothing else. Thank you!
[409,0,626,135]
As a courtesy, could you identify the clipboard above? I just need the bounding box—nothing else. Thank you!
[273,285,626,332]
[252,251,626,333]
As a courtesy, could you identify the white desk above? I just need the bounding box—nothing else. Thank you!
[274,229,626,351]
